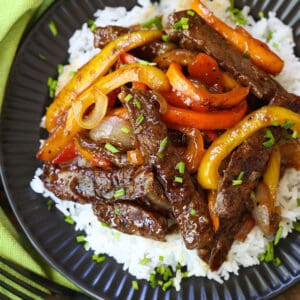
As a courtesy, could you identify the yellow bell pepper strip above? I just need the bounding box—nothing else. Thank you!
[45,30,162,132]
[191,0,284,74]
[263,145,281,202]
[37,109,82,161]
[198,106,300,189]
[38,64,169,161]
[162,100,247,130]
[166,62,249,110]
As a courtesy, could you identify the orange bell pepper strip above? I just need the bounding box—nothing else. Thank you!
[187,53,223,91]
[37,109,82,161]
[166,62,249,109]
[162,100,247,130]
[191,0,284,74]
[74,137,112,168]
[207,190,219,232]
[198,106,300,190]
[46,30,162,132]
[167,124,205,173]
[51,141,77,164]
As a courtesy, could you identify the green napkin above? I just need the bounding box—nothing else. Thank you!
[0,0,80,294]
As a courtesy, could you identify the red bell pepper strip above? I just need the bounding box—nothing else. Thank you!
[166,62,249,110]
[51,141,77,164]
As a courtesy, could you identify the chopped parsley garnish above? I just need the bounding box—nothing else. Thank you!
[64,215,75,224]
[57,64,64,75]
[38,53,46,60]
[134,100,142,109]
[272,42,279,50]
[136,114,144,125]
[69,71,76,77]
[114,208,121,215]
[114,188,125,199]
[159,256,164,261]
[158,137,168,152]
[292,130,298,139]
[258,11,264,19]
[162,34,170,43]
[48,21,58,37]
[162,280,173,291]
[139,257,150,265]
[271,120,279,126]
[142,16,163,30]
[121,126,130,134]
[266,31,273,42]
[47,199,54,210]
[92,254,106,263]
[273,257,282,267]
[282,121,295,129]
[292,221,300,232]
[263,129,275,148]
[105,143,119,153]
[138,59,156,66]
[174,176,183,183]
[232,171,244,186]
[101,221,110,228]
[87,19,97,31]
[274,226,283,245]
[190,208,197,216]
[132,280,139,290]
[229,0,248,25]
[187,10,195,16]
[124,94,133,102]
[242,52,250,58]
[47,77,57,98]
[173,17,189,30]
[175,161,185,174]
[76,235,85,243]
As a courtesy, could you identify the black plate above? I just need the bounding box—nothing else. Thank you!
[1,0,300,299]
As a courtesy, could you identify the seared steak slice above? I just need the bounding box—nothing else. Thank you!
[206,214,252,271]
[93,200,168,241]
[41,163,154,203]
[93,26,129,48]
[167,11,278,100]
[216,128,282,218]
[121,87,214,250]
[76,132,129,167]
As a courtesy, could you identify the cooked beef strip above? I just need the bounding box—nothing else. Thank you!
[166,11,298,102]
[76,132,129,167]
[154,49,198,69]
[41,163,154,204]
[93,200,168,241]
[215,128,282,218]
[93,26,130,48]
[121,87,214,250]
[206,214,252,271]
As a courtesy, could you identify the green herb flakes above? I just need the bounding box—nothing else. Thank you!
[48,21,58,37]
[38,53,46,60]
[274,226,283,245]
[173,17,189,30]
[282,121,295,129]
[121,126,130,134]
[162,34,170,43]
[47,77,57,98]
[266,31,273,42]
[134,100,142,109]
[76,235,85,243]
[292,130,298,139]
[142,16,163,30]
[139,257,150,265]
[229,0,248,25]
[47,199,54,210]
[190,208,197,216]
[92,254,106,263]
[175,161,185,174]
[242,52,250,58]
[292,221,300,232]
[101,221,110,228]
[132,280,139,290]
[174,176,183,183]
[136,114,145,125]
[87,19,97,31]
[232,171,244,186]
[57,64,64,75]
[114,188,125,199]
[105,143,119,154]
[187,10,195,16]
[124,94,133,102]
[263,129,275,148]
[64,215,74,224]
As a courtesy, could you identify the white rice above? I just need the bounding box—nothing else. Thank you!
[34,0,300,290]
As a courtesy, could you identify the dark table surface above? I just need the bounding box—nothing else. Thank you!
[0,184,299,299]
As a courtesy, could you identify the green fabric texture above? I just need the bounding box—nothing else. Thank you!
[0,0,80,294]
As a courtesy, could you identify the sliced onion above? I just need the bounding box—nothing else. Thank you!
[72,87,108,129]
[89,115,136,150]
[154,91,168,114]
